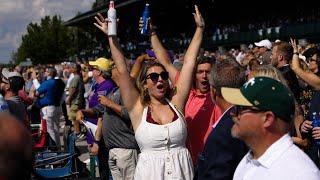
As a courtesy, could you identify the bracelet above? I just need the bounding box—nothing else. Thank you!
[293,52,299,55]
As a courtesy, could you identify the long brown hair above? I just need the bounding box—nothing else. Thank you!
[136,61,172,106]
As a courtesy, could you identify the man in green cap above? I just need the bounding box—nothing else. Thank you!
[221,76,320,180]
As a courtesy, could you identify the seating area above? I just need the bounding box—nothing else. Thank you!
[33,133,79,179]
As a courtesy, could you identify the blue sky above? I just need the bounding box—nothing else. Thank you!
[0,0,95,64]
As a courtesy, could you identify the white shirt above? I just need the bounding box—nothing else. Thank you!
[233,134,320,180]
[66,73,74,89]
[65,73,74,95]
[212,106,233,129]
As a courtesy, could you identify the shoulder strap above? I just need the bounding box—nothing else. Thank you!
[166,99,185,120]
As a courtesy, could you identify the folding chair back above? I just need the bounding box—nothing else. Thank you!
[33,133,78,179]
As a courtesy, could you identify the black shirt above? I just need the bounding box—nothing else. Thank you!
[279,64,301,103]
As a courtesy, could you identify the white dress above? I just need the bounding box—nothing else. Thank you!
[134,100,194,180]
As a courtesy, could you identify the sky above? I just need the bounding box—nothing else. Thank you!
[0,0,95,64]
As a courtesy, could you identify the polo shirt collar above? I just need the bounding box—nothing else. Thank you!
[190,88,209,98]
[246,134,292,168]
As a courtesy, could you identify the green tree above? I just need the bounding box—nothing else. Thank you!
[14,15,74,64]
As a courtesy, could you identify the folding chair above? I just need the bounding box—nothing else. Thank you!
[33,133,79,179]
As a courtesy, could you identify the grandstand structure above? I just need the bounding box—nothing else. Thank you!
[65,0,320,57]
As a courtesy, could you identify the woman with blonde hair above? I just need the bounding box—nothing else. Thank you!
[94,5,205,180]
[250,65,289,86]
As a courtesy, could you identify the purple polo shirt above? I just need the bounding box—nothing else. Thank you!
[87,79,115,145]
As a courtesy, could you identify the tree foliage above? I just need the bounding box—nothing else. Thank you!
[15,15,74,64]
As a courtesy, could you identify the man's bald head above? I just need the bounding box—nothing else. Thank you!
[0,113,32,180]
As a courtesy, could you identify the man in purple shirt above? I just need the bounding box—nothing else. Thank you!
[86,58,115,135]
[77,57,115,179]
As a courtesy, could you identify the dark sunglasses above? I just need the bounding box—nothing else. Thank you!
[88,66,100,72]
[230,105,263,117]
[146,71,169,82]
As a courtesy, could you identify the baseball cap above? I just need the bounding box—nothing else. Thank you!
[89,57,112,71]
[221,77,295,122]
[254,39,272,50]
[1,68,22,80]
[1,68,24,92]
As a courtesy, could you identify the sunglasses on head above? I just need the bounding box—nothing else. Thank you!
[230,105,263,117]
[146,71,169,82]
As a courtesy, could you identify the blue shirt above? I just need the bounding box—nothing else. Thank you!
[37,79,57,107]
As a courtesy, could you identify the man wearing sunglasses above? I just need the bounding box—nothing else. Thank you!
[221,76,320,180]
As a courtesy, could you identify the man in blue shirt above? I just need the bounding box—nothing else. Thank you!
[34,67,60,148]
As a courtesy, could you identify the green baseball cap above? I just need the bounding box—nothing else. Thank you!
[221,76,295,122]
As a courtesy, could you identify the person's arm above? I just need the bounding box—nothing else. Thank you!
[76,108,97,121]
[98,95,122,116]
[130,54,153,79]
[94,13,142,130]
[291,38,320,90]
[95,118,103,141]
[90,118,103,155]
[145,19,178,82]
[98,95,132,125]
[67,87,75,105]
[34,81,47,97]
[292,113,308,148]
[172,5,204,112]
[31,71,41,89]
[67,77,78,105]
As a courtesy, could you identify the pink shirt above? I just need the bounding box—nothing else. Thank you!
[185,89,221,165]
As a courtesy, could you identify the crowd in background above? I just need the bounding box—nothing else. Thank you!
[1,5,320,180]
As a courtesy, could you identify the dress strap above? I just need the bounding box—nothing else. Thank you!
[134,106,148,135]
[165,99,186,125]
[141,106,149,123]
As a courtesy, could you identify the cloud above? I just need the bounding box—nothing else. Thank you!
[0,0,95,63]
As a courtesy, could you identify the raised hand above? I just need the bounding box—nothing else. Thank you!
[290,38,298,53]
[137,54,155,62]
[139,17,156,34]
[193,5,205,29]
[94,13,108,35]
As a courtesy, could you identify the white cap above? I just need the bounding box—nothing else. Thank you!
[1,68,22,79]
[254,39,272,50]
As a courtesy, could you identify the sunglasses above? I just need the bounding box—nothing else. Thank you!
[230,105,263,117]
[146,71,169,82]
[88,66,100,71]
